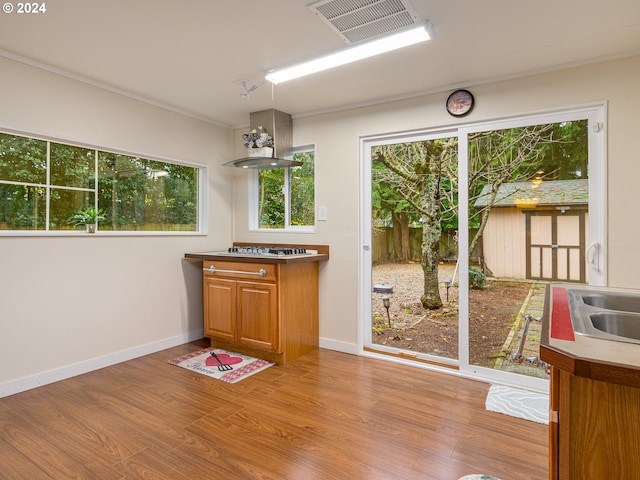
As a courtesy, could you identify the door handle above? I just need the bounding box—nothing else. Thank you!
[587,242,601,272]
[203,265,267,277]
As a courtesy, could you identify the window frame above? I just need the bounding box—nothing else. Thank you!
[248,145,316,233]
[0,127,207,236]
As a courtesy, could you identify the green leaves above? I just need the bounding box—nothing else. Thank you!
[257,151,314,229]
[67,206,106,226]
[1,132,199,232]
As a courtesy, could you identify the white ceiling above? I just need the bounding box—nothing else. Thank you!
[1,0,639,128]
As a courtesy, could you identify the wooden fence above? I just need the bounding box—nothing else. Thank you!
[372,227,480,264]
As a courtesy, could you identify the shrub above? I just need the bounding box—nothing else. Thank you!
[469,267,486,289]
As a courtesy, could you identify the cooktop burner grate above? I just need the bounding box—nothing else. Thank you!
[228,246,308,256]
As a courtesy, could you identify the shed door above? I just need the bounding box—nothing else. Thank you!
[526,210,586,283]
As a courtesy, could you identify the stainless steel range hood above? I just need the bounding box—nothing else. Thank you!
[224,109,302,169]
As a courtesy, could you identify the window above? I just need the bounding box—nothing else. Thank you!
[251,148,315,230]
[0,131,202,233]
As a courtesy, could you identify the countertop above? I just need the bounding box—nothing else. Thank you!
[540,283,640,388]
[184,243,330,265]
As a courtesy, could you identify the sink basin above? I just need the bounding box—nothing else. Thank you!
[590,311,640,340]
[567,288,640,345]
[581,292,640,313]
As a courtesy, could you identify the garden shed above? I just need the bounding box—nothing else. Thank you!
[475,179,588,282]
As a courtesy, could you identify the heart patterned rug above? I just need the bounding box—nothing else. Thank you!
[168,347,275,383]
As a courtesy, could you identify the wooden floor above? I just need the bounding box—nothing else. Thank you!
[0,340,548,480]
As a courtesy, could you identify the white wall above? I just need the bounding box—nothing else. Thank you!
[232,55,640,351]
[3,54,639,395]
[0,57,234,396]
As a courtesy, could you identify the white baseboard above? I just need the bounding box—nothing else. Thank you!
[0,329,204,398]
[319,337,358,355]
[2,333,357,398]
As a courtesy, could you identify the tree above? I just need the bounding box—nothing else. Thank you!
[257,151,315,229]
[465,124,556,257]
[371,120,588,313]
[0,133,47,229]
[1,132,199,232]
[464,121,587,265]
[371,161,415,261]
[258,168,285,228]
[98,152,198,230]
[540,121,588,179]
[373,139,457,309]
[290,151,315,226]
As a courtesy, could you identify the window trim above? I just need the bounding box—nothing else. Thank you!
[248,145,316,233]
[0,127,208,236]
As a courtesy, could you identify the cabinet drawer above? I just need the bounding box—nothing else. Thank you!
[203,260,277,282]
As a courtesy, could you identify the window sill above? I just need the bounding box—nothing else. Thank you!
[0,231,207,237]
[249,227,316,234]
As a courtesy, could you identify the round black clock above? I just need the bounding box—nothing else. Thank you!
[446,89,475,117]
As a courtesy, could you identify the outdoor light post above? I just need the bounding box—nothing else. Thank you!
[382,295,391,326]
[443,278,452,302]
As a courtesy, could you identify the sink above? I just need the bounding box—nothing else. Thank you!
[590,311,640,340]
[581,292,640,313]
[567,289,640,345]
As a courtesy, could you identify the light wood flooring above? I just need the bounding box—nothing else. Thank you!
[0,340,548,479]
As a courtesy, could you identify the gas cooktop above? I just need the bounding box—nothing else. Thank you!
[185,245,328,262]
[228,245,307,257]
[227,246,310,256]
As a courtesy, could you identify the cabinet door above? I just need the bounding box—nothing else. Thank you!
[549,367,560,480]
[559,371,640,479]
[236,281,279,352]
[203,277,236,341]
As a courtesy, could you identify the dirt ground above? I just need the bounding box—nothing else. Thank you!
[372,262,533,367]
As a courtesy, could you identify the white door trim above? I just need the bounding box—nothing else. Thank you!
[357,103,606,392]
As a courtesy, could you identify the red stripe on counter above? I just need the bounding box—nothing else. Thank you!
[551,287,575,341]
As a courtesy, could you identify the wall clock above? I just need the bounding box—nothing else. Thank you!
[446,89,474,117]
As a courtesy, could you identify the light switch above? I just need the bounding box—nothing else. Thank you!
[318,206,328,221]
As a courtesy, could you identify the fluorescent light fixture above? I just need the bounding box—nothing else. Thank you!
[265,22,432,85]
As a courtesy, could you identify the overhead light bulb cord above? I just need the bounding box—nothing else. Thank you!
[234,78,265,99]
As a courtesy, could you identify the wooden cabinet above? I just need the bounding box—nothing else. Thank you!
[204,272,279,352]
[541,285,640,480]
[201,258,321,364]
[236,280,278,351]
[548,366,640,479]
[203,276,236,342]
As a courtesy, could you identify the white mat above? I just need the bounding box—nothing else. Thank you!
[458,476,502,480]
[485,384,549,424]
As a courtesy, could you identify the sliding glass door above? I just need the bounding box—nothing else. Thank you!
[367,132,459,365]
[360,105,605,389]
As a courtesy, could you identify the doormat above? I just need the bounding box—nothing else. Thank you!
[485,384,549,424]
[167,347,275,384]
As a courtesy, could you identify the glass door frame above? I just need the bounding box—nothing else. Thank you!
[359,104,606,391]
[359,127,460,366]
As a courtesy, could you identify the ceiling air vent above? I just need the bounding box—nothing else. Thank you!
[309,0,421,44]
